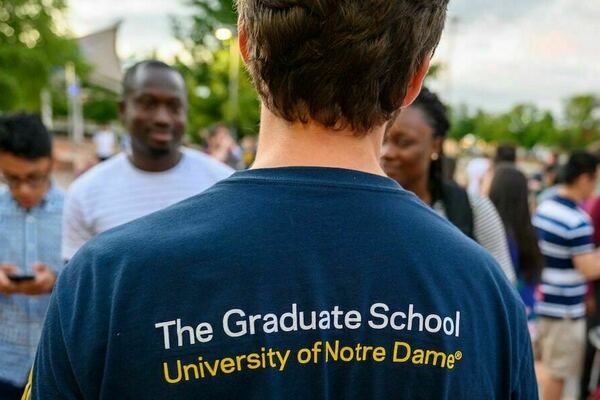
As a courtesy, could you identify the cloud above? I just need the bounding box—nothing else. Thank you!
[67,0,190,59]
[69,0,189,24]
[448,0,550,25]
[433,0,600,112]
[67,0,600,112]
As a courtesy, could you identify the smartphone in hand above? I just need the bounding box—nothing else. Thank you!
[7,275,35,283]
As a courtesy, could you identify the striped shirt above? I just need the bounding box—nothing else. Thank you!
[62,148,233,260]
[435,195,516,283]
[0,186,64,387]
[533,195,595,319]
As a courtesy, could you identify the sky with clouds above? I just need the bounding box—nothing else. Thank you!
[67,0,600,113]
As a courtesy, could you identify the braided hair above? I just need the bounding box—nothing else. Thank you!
[409,87,450,204]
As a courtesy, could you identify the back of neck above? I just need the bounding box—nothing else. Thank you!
[558,185,584,204]
[251,107,386,176]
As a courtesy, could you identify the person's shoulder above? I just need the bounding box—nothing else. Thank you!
[0,185,9,198]
[45,186,65,209]
[536,197,590,229]
[68,154,127,196]
[467,193,496,215]
[396,189,511,287]
[441,179,470,198]
[181,147,234,177]
[57,192,210,291]
[0,185,12,207]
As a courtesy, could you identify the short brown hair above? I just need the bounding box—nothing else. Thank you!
[238,0,449,134]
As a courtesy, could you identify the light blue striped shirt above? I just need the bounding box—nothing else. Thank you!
[0,185,64,387]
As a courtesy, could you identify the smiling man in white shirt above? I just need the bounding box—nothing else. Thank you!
[62,60,233,260]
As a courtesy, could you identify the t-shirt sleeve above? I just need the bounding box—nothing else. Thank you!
[510,326,538,399]
[470,195,516,284]
[62,193,93,261]
[569,222,595,256]
[509,294,538,400]
[30,291,83,399]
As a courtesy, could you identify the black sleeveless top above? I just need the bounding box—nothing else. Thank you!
[441,180,474,239]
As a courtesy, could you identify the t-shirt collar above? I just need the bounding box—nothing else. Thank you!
[229,166,400,191]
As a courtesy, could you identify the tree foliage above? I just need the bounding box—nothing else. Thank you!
[560,95,600,148]
[175,0,600,149]
[0,0,84,112]
[449,95,599,150]
[174,0,260,140]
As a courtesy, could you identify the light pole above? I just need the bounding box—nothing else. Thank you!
[215,27,240,138]
[66,62,84,144]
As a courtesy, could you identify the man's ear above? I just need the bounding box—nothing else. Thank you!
[238,17,250,63]
[401,54,432,108]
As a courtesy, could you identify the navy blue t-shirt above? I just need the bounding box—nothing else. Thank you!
[32,168,537,399]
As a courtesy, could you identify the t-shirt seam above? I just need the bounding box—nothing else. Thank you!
[511,334,529,395]
[220,177,407,195]
[55,293,85,397]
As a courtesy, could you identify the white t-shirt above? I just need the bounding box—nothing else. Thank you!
[93,130,116,158]
[62,148,233,259]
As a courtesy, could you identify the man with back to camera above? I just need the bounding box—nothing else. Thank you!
[28,1,537,398]
[0,114,64,399]
[61,60,233,261]
[532,151,600,400]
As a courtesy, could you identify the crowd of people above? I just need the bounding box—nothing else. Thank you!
[382,87,600,399]
[0,0,598,399]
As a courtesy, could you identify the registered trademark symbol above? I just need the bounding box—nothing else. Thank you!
[455,351,462,360]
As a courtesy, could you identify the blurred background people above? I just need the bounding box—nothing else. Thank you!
[241,135,257,168]
[480,143,518,196]
[580,149,600,399]
[92,124,116,162]
[494,143,517,165]
[537,164,563,205]
[61,60,233,261]
[204,123,245,170]
[489,164,544,333]
[0,114,64,399]
[533,152,600,400]
[381,88,515,283]
[466,156,490,197]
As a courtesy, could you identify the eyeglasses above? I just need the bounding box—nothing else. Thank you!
[0,171,50,189]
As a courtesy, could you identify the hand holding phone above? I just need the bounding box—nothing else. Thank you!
[0,263,56,295]
[7,274,35,283]
[0,264,20,295]
[15,263,56,295]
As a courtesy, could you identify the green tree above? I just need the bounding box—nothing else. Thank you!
[174,0,236,48]
[174,0,260,141]
[0,0,84,112]
[83,85,119,124]
[449,103,564,149]
[448,104,476,141]
[500,104,559,149]
[559,94,600,148]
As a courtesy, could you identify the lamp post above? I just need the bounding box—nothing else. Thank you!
[215,27,240,138]
[66,62,84,144]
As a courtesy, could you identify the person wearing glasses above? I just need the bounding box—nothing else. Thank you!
[0,113,64,399]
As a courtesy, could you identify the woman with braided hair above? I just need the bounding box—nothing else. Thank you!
[382,87,515,283]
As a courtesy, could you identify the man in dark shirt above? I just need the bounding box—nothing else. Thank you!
[29,0,537,398]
